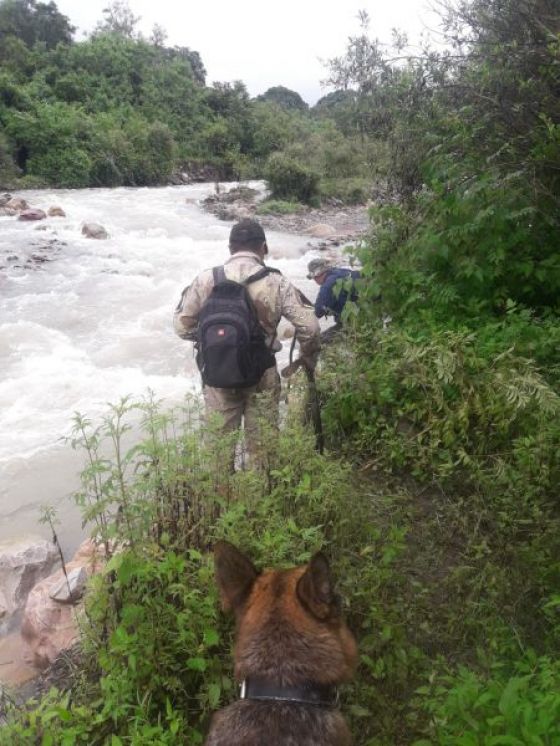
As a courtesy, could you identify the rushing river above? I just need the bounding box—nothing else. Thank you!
[0,183,323,556]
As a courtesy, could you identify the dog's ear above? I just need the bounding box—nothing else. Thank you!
[296,552,338,621]
[214,541,258,613]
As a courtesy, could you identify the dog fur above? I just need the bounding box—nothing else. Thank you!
[205,541,358,746]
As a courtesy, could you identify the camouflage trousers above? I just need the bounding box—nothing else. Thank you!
[203,365,281,468]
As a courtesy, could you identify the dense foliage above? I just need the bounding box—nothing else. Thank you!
[2,1,560,744]
[318,0,560,740]
[0,0,372,200]
[1,396,404,744]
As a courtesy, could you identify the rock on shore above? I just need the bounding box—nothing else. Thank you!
[0,537,59,635]
[201,185,370,248]
[21,539,105,669]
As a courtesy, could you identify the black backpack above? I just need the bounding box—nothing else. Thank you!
[196,265,281,388]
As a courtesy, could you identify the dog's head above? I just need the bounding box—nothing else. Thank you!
[214,541,358,685]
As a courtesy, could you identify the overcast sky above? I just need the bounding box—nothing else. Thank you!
[53,0,440,104]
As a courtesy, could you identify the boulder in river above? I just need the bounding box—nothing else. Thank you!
[48,206,66,217]
[82,222,108,239]
[307,223,336,238]
[0,537,59,635]
[6,197,29,211]
[18,209,47,221]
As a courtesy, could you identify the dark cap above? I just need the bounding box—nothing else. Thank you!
[229,219,266,246]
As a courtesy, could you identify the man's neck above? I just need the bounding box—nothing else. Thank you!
[227,250,265,265]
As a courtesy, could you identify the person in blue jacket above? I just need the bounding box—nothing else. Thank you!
[307,258,361,328]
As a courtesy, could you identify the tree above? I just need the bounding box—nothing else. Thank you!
[0,0,75,49]
[256,85,308,111]
[336,0,560,315]
[95,0,140,38]
[314,89,356,112]
[313,89,360,136]
[0,125,18,184]
[439,0,560,195]
[150,23,167,48]
[205,81,254,154]
[0,33,36,74]
[164,46,206,86]
[250,100,297,159]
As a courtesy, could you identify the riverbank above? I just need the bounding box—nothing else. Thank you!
[2,189,560,742]
[0,181,366,699]
[201,185,370,248]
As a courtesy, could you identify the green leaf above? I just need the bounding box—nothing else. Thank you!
[187,657,207,672]
[208,682,221,709]
[203,628,220,647]
[349,704,371,717]
[498,677,523,717]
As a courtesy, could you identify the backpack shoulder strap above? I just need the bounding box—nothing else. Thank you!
[243,266,282,286]
[212,266,227,285]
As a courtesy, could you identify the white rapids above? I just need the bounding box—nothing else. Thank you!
[0,183,323,555]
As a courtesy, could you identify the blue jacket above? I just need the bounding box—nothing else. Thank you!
[314,268,361,324]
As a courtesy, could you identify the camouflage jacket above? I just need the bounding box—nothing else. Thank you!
[173,251,321,360]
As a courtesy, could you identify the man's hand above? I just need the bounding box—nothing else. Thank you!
[280,355,317,378]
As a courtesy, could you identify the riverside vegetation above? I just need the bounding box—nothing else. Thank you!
[2,0,560,744]
[0,0,373,205]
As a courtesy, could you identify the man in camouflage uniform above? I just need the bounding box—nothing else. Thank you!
[173,219,320,463]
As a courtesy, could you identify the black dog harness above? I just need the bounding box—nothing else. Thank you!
[240,677,339,708]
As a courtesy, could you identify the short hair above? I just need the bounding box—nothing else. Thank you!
[229,219,266,253]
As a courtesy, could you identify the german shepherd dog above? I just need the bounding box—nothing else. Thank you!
[205,541,358,746]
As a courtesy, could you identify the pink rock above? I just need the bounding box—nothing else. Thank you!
[18,209,47,221]
[21,539,105,669]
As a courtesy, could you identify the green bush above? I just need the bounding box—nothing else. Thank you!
[322,317,560,502]
[1,397,381,743]
[256,199,306,215]
[321,177,370,204]
[2,373,559,744]
[415,656,560,744]
[264,152,320,204]
[27,146,91,188]
[0,127,17,185]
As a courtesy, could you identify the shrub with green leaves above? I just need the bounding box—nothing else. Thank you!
[321,177,370,204]
[2,379,559,745]
[1,396,391,743]
[322,320,560,489]
[415,656,560,745]
[264,152,320,204]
